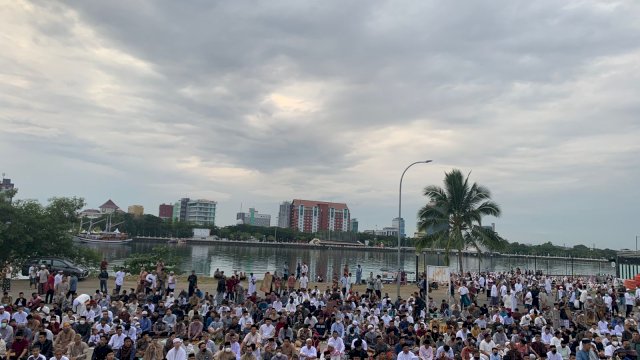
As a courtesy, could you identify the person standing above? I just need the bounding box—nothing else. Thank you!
[624,290,635,318]
[38,266,49,295]
[299,273,309,291]
[167,271,177,295]
[374,275,383,299]
[98,270,108,294]
[340,274,350,296]
[248,273,257,296]
[68,274,78,298]
[2,262,12,292]
[188,271,198,297]
[29,265,37,290]
[114,268,125,294]
[355,265,363,285]
[100,258,108,271]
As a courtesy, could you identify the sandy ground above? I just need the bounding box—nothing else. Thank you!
[11,276,455,303]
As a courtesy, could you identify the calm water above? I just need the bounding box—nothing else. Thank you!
[87,241,614,280]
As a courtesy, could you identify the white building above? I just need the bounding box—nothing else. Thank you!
[186,199,217,226]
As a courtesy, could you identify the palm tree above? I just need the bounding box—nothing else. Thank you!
[415,169,505,274]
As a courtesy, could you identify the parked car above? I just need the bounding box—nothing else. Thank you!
[21,257,89,280]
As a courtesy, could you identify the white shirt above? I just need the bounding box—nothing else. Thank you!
[115,271,125,286]
[546,351,563,360]
[54,274,63,287]
[300,346,317,360]
[479,340,496,356]
[625,293,635,306]
[300,276,309,289]
[272,301,282,312]
[259,323,275,339]
[327,336,345,353]
[397,351,415,360]
[605,345,619,358]
[239,316,254,329]
[12,311,28,325]
[0,311,10,323]
[108,333,126,349]
[166,347,188,360]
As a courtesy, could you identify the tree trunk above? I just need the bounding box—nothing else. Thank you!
[458,249,464,275]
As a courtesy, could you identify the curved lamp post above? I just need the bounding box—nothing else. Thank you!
[397,160,433,299]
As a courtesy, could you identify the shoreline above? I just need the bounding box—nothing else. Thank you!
[133,237,610,263]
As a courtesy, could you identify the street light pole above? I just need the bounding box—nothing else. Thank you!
[397,160,433,299]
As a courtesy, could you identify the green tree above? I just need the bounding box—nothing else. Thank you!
[415,169,504,273]
[0,193,100,269]
[123,245,182,274]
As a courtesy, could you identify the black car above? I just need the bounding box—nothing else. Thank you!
[21,257,89,280]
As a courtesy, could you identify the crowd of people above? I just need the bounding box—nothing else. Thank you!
[0,260,638,360]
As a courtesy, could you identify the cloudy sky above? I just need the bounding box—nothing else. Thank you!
[2,1,639,249]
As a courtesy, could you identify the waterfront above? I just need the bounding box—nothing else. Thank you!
[86,241,614,279]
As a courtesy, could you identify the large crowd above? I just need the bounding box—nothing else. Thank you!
[0,259,638,360]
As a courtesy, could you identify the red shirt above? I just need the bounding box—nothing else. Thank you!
[11,338,30,357]
[46,275,55,292]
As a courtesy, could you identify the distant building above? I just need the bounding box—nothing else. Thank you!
[392,217,406,238]
[482,223,496,232]
[173,198,190,222]
[0,176,15,202]
[78,209,101,219]
[379,227,399,237]
[0,177,14,192]
[237,208,271,227]
[128,205,144,217]
[186,199,216,226]
[158,204,174,220]
[350,218,359,233]
[290,199,350,233]
[363,227,398,237]
[278,201,291,228]
[99,199,120,214]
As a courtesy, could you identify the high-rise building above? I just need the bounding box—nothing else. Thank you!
[158,204,174,220]
[392,217,406,238]
[186,199,216,226]
[278,201,291,228]
[237,208,271,227]
[128,205,144,217]
[350,218,359,233]
[0,176,15,201]
[99,199,120,214]
[290,199,350,233]
[173,198,190,222]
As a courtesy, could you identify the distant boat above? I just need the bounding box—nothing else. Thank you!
[75,214,132,244]
[73,231,133,244]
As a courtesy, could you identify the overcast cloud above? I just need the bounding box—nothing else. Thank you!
[2,1,640,248]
